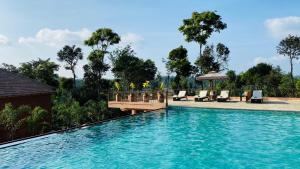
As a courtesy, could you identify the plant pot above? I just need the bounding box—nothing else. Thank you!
[143,93,149,102]
[115,93,121,102]
[128,93,136,102]
[157,91,165,103]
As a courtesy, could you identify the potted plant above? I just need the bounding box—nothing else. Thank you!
[128,82,136,102]
[157,82,165,103]
[114,82,121,102]
[142,81,150,102]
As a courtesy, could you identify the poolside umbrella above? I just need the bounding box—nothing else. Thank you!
[196,71,228,90]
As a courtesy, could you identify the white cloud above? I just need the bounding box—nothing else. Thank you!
[18,28,91,47]
[0,34,9,45]
[119,33,143,49]
[265,16,300,38]
[253,55,287,65]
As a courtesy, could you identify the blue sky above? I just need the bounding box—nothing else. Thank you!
[0,0,300,78]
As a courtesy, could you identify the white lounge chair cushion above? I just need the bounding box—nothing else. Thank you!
[251,90,262,99]
[197,90,208,98]
[173,91,186,98]
[217,90,229,99]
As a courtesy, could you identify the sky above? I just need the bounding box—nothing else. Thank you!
[0,0,300,78]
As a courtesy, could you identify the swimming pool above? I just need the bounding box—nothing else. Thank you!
[1,107,300,168]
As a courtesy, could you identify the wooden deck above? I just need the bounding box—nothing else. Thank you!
[108,101,166,112]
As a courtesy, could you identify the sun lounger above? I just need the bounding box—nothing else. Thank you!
[173,91,187,101]
[217,90,230,102]
[251,90,263,103]
[194,90,208,102]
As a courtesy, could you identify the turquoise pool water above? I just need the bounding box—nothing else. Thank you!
[1,107,300,168]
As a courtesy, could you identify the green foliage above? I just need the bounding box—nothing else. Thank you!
[19,58,59,87]
[166,46,193,90]
[82,100,107,122]
[84,28,120,52]
[296,79,300,96]
[58,77,74,91]
[114,81,121,91]
[0,63,19,73]
[195,43,230,74]
[130,82,136,90]
[277,34,300,96]
[27,107,49,135]
[237,63,286,97]
[277,35,300,60]
[142,81,150,89]
[84,28,120,99]
[179,11,227,56]
[52,96,82,129]
[279,75,294,97]
[57,45,83,86]
[167,46,193,77]
[0,104,31,140]
[111,46,157,89]
[159,82,164,91]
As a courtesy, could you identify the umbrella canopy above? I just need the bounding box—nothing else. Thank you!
[196,71,228,81]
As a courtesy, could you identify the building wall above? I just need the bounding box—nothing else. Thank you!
[0,93,53,143]
[0,93,53,112]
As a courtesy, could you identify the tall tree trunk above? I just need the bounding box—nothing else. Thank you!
[199,44,204,90]
[290,57,295,97]
[72,69,76,88]
[199,44,202,58]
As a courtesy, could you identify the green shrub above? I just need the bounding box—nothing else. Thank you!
[52,97,82,129]
[82,100,107,123]
[27,107,49,135]
[0,103,31,140]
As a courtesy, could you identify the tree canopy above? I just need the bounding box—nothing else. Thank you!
[277,34,300,96]
[179,11,227,56]
[57,45,83,86]
[19,58,59,87]
[0,63,19,73]
[83,28,120,98]
[111,46,157,89]
[84,28,120,52]
[195,43,230,74]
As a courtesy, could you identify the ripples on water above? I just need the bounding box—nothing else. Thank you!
[1,107,300,169]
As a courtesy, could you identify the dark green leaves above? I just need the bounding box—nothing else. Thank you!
[111,45,157,89]
[84,28,120,51]
[179,11,227,45]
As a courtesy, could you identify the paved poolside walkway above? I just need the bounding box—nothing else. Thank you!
[169,97,300,112]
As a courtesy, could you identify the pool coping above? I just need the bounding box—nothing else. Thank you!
[169,104,300,113]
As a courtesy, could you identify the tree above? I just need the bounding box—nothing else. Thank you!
[111,46,157,89]
[179,11,227,57]
[19,58,59,87]
[83,28,120,99]
[0,63,18,73]
[52,96,82,129]
[239,63,285,96]
[82,100,107,122]
[277,35,300,96]
[27,107,49,135]
[166,46,193,89]
[195,43,230,74]
[0,104,31,140]
[84,28,120,57]
[296,79,300,96]
[57,45,83,87]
